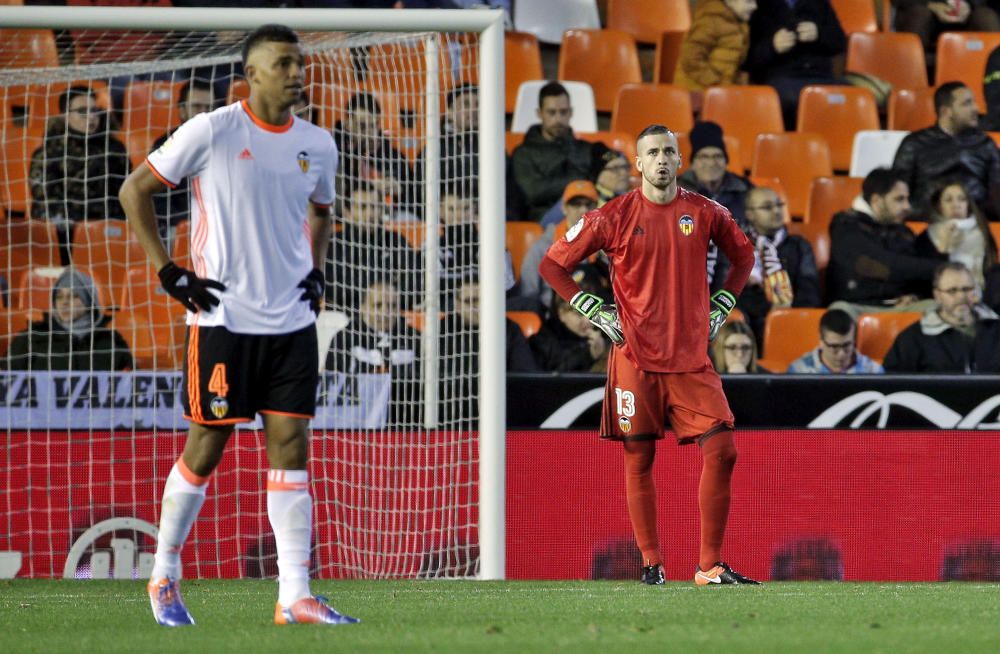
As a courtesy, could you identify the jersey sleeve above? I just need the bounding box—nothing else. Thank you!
[145,113,211,189]
[709,203,754,296]
[539,209,611,302]
[310,133,338,209]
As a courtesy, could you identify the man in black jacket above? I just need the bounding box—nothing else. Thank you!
[892,81,1000,220]
[828,168,945,319]
[884,262,1000,373]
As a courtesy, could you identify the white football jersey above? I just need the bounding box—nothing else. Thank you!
[146,100,337,334]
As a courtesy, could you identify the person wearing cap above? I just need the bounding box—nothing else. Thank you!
[678,121,754,290]
[540,142,633,227]
[6,268,132,372]
[520,179,603,308]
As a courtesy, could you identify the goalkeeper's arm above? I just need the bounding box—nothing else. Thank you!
[538,254,624,346]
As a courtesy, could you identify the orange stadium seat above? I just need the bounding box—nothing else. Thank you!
[0,220,60,284]
[989,222,1000,249]
[678,131,744,174]
[846,32,928,90]
[805,176,863,227]
[751,133,833,219]
[367,40,452,113]
[504,32,544,114]
[830,0,879,34]
[0,29,59,69]
[701,86,784,162]
[611,84,694,139]
[797,85,880,172]
[122,80,184,135]
[0,306,35,359]
[856,311,922,363]
[887,86,936,131]
[576,130,639,166]
[558,29,642,112]
[760,307,826,372]
[303,49,360,131]
[935,32,1000,111]
[606,0,691,44]
[506,131,525,155]
[989,132,1000,149]
[907,220,929,236]
[14,265,62,312]
[70,219,146,309]
[653,30,686,84]
[0,132,42,216]
[72,29,164,65]
[115,264,186,369]
[506,310,542,338]
[788,219,831,297]
[506,221,544,281]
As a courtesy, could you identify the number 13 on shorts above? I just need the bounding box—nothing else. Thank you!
[615,386,636,434]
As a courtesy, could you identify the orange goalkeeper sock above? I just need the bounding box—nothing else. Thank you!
[698,429,737,571]
[623,440,660,567]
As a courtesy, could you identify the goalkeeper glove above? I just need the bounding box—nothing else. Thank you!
[297,268,325,316]
[571,291,625,346]
[158,261,225,313]
[709,289,736,341]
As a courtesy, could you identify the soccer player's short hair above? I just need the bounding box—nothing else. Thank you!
[538,81,569,108]
[346,91,382,116]
[934,81,967,116]
[59,86,94,114]
[447,83,477,108]
[861,168,904,203]
[819,309,855,338]
[241,24,299,67]
[636,124,674,145]
[179,79,214,107]
[933,261,972,289]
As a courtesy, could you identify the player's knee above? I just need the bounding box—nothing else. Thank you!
[701,428,737,469]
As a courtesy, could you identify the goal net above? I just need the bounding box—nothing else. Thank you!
[0,9,505,581]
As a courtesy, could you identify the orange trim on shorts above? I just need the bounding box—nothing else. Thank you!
[259,410,314,420]
[183,414,252,426]
[187,325,203,422]
[241,99,293,133]
[176,457,210,487]
[144,159,178,189]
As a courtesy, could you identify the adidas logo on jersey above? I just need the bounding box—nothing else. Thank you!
[238,148,254,160]
[632,226,645,236]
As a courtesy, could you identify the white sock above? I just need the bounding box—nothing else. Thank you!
[151,459,208,581]
[267,469,312,607]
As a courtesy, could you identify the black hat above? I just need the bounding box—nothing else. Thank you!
[689,120,728,162]
[589,141,625,181]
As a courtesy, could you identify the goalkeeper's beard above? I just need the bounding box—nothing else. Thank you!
[643,168,675,190]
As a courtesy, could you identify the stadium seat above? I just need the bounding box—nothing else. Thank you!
[558,29,642,113]
[513,0,601,44]
[1,84,58,137]
[506,310,542,338]
[0,220,60,285]
[226,78,249,106]
[506,221,544,281]
[797,85,880,172]
[0,29,59,69]
[751,133,833,219]
[989,223,1000,250]
[504,32,544,114]
[805,176,863,227]
[846,32,928,90]
[70,219,146,309]
[788,219,831,294]
[761,307,826,372]
[606,0,691,44]
[71,29,164,65]
[701,86,784,162]
[935,32,1000,111]
[887,86,935,131]
[653,30,686,84]
[122,80,184,136]
[830,0,879,34]
[510,80,598,134]
[0,132,42,216]
[611,84,694,139]
[367,40,453,113]
[678,131,743,175]
[906,220,929,236]
[849,130,908,178]
[112,308,185,370]
[506,131,525,155]
[0,306,35,359]
[856,311,922,363]
[576,130,638,166]
[14,265,63,312]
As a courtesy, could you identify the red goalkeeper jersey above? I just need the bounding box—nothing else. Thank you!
[541,187,754,373]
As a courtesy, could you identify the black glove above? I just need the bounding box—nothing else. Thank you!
[158,261,225,313]
[298,268,324,316]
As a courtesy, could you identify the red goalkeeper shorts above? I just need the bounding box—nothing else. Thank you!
[599,347,734,444]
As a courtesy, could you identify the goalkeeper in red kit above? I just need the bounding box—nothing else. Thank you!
[539,124,758,585]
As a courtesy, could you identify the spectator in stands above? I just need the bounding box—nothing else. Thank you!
[529,271,613,373]
[737,186,821,343]
[895,0,1000,53]
[421,83,478,186]
[29,86,131,225]
[892,82,1000,221]
[6,268,132,372]
[828,168,944,319]
[326,180,422,311]
[333,91,419,219]
[521,180,601,308]
[985,45,1000,132]
[710,320,766,373]
[677,121,754,289]
[746,0,848,128]
[324,278,422,426]
[539,142,630,227]
[439,276,537,427]
[149,79,216,241]
[787,308,884,373]
[884,262,1000,373]
[675,0,757,91]
[915,179,998,288]
[510,81,592,222]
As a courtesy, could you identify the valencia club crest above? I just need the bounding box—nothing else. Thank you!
[679,214,694,236]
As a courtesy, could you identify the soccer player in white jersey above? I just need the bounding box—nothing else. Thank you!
[119,24,359,627]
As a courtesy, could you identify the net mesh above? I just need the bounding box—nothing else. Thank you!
[1,27,484,579]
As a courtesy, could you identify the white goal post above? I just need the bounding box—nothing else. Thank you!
[0,6,506,581]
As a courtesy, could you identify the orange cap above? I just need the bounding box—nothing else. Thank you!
[562,180,599,205]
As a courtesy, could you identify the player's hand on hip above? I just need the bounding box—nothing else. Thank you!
[297,268,325,316]
[708,289,736,341]
[158,261,225,313]
[571,291,625,346]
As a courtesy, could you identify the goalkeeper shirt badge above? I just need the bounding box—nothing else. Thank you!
[679,215,694,236]
[210,396,229,419]
[618,416,632,433]
[297,151,310,173]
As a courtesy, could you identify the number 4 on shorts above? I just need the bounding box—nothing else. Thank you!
[208,363,229,397]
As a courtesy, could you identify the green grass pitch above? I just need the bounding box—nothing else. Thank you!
[3,579,1000,653]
